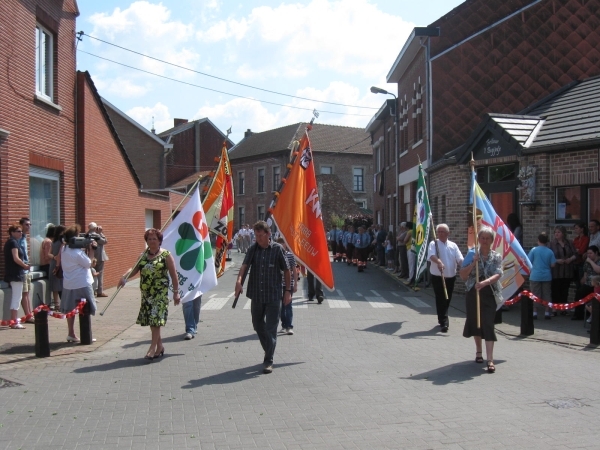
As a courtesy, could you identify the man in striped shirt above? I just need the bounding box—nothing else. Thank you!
[235,221,291,374]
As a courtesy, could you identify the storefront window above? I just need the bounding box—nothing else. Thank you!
[29,167,60,266]
[556,187,581,220]
[488,164,516,182]
[589,188,600,222]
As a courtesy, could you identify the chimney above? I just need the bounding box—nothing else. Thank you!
[174,118,188,127]
[244,128,253,138]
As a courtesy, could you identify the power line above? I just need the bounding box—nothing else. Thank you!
[77,49,374,117]
[78,31,378,111]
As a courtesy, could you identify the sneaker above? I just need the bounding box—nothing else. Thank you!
[287,328,294,335]
[184,333,194,340]
[263,364,273,374]
[11,323,25,329]
[587,316,592,324]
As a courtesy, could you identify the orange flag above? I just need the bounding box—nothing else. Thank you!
[270,126,334,290]
[202,143,234,278]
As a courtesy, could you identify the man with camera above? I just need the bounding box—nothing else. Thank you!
[87,222,108,297]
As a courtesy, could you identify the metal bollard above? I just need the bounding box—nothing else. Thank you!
[79,302,93,345]
[520,297,534,336]
[590,298,600,345]
[34,310,50,357]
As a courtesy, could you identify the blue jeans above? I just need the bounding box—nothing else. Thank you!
[280,288,293,329]
[251,299,281,365]
[182,296,202,335]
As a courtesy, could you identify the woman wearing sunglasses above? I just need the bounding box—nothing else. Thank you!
[3,224,30,329]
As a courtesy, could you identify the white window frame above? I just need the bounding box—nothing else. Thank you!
[353,166,365,192]
[35,23,53,101]
[320,165,333,175]
[29,166,61,266]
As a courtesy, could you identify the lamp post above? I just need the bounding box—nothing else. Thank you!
[370,86,399,234]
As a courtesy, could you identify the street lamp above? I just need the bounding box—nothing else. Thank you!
[370,86,399,234]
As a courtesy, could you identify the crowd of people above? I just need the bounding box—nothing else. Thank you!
[3,219,108,342]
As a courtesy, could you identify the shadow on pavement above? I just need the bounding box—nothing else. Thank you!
[121,334,189,349]
[201,334,258,346]
[399,326,445,340]
[402,360,505,385]
[72,354,185,373]
[182,362,304,388]
[358,322,404,335]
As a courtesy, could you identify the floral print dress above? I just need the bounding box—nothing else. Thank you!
[136,250,171,327]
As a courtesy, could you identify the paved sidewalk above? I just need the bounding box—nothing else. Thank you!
[375,263,597,348]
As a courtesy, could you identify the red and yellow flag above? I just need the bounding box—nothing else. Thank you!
[202,143,234,278]
[270,126,334,290]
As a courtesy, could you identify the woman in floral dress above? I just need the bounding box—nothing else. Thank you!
[119,228,180,360]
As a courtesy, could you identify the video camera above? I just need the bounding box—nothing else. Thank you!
[68,233,101,249]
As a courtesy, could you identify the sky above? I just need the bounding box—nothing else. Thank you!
[76,0,465,144]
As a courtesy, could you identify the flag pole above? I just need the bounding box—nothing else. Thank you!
[418,156,448,300]
[469,155,481,329]
[100,174,204,316]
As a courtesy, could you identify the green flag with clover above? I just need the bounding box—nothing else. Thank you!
[162,186,218,303]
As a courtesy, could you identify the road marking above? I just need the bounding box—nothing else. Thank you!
[243,299,251,310]
[356,292,363,297]
[292,298,308,309]
[370,290,381,296]
[391,292,400,297]
[202,297,230,310]
[328,298,350,308]
[227,292,234,298]
[365,296,393,308]
[209,293,217,298]
[404,297,430,308]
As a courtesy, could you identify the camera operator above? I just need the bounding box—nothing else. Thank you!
[60,224,97,343]
[87,222,108,297]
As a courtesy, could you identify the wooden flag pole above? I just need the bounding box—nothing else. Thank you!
[100,174,203,316]
[470,155,481,329]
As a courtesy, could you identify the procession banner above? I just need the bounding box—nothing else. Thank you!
[202,143,235,277]
[467,172,531,300]
[163,185,218,303]
[413,163,431,285]
[270,128,334,290]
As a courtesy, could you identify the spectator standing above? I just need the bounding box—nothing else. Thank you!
[397,222,408,277]
[573,245,600,320]
[427,224,464,332]
[18,218,34,322]
[48,225,66,311]
[235,221,291,374]
[548,225,577,313]
[404,222,415,282]
[4,224,30,328]
[589,220,600,248]
[572,222,589,288]
[376,225,387,267]
[528,233,556,320]
[40,224,55,280]
[87,223,108,297]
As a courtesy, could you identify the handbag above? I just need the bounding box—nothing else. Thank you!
[53,265,63,279]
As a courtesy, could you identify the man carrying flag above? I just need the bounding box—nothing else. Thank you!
[162,185,218,340]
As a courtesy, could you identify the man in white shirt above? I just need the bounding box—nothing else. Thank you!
[427,224,464,333]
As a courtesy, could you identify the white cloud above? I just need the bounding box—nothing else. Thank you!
[127,102,172,133]
[197,0,413,79]
[104,77,149,98]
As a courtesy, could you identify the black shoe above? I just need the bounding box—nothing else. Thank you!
[308,297,315,301]
[317,296,324,304]
[263,364,273,374]
[441,326,448,333]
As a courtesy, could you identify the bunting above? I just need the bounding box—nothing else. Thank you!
[202,143,235,278]
[270,126,334,290]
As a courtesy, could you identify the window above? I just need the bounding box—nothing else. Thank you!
[353,167,364,192]
[272,166,280,191]
[238,206,245,228]
[257,168,265,193]
[238,171,245,195]
[488,164,516,182]
[321,166,333,174]
[556,187,581,220]
[257,205,265,221]
[589,188,600,222]
[29,167,60,266]
[35,24,53,101]
[414,79,423,142]
[355,199,366,209]
[145,209,160,230]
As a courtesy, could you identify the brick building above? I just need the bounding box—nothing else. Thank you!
[75,71,174,293]
[158,118,233,187]
[369,0,600,251]
[229,123,372,230]
[0,0,79,318]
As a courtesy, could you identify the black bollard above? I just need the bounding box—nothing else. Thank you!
[34,310,50,357]
[79,302,93,345]
[520,297,534,336]
[590,298,600,345]
[494,308,503,324]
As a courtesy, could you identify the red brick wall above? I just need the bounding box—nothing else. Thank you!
[77,74,172,289]
[0,0,78,273]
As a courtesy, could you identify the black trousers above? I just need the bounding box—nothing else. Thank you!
[307,272,323,299]
[431,275,456,327]
[251,299,281,365]
[574,285,593,319]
